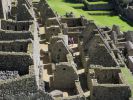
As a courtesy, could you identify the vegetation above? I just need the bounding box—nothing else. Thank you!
[121,67,133,96]
[47,0,133,31]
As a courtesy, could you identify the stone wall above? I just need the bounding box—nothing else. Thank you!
[113,0,133,22]
[39,0,57,25]
[61,18,83,27]
[82,21,96,44]
[124,6,133,21]
[45,17,62,41]
[80,22,125,68]
[49,36,70,63]
[91,84,131,100]
[1,20,33,31]
[4,91,54,100]
[66,26,85,32]
[0,30,33,40]
[17,0,34,21]
[46,18,61,27]
[85,3,113,11]
[88,67,131,100]
[0,75,37,98]
[0,40,31,52]
[46,25,62,41]
[0,52,33,75]
[84,32,117,67]
[50,62,79,89]
[125,31,133,42]
[89,66,121,84]
[0,0,41,98]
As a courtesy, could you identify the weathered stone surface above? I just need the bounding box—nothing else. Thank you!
[50,90,63,97]
[88,66,131,100]
[50,62,79,89]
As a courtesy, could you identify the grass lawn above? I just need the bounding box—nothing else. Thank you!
[47,0,133,31]
[121,67,133,96]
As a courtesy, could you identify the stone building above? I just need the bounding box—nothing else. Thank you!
[112,0,133,22]
[0,0,132,99]
[0,0,41,98]
[36,0,133,99]
[88,65,131,100]
[79,22,125,70]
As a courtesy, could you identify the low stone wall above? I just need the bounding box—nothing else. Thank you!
[0,40,31,52]
[90,66,121,84]
[66,26,85,32]
[46,18,61,27]
[0,30,33,40]
[46,26,62,40]
[86,3,112,11]
[0,20,33,31]
[0,52,33,75]
[61,18,82,27]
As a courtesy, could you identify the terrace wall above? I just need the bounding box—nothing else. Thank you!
[83,0,113,11]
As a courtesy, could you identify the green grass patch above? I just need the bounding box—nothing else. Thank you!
[47,0,133,31]
[121,67,133,96]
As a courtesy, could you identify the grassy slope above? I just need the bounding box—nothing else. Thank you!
[47,0,133,31]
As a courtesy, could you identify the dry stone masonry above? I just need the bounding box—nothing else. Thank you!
[0,0,133,100]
